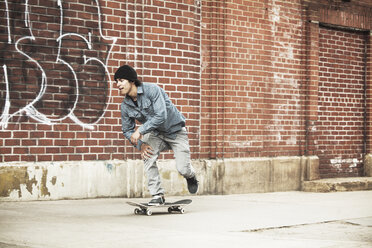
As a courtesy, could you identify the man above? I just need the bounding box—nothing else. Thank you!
[114,65,198,205]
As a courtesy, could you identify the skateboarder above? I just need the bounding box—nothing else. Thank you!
[114,65,198,206]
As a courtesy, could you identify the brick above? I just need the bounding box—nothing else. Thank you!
[4,156,20,162]
[69,154,82,161]
[5,139,20,146]
[70,140,84,146]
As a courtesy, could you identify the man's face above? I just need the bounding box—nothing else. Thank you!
[116,78,132,97]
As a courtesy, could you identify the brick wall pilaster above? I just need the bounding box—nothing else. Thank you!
[367,33,372,153]
[305,10,320,156]
[201,0,226,159]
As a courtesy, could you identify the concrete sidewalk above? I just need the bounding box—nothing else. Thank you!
[0,191,371,248]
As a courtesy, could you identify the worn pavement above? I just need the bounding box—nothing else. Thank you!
[0,191,372,248]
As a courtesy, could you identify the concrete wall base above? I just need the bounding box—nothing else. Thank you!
[364,154,372,177]
[302,177,372,192]
[0,156,314,201]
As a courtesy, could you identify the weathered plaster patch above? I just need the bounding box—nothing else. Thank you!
[1,161,139,200]
[51,176,57,186]
[330,158,360,168]
[40,168,50,197]
[0,167,37,198]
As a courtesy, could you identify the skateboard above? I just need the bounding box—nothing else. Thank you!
[126,199,192,216]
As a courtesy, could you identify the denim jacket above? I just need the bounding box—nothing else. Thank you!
[121,83,186,150]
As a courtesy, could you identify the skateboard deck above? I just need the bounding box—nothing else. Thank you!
[126,199,192,216]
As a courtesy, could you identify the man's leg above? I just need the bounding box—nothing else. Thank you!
[164,128,198,193]
[142,132,169,196]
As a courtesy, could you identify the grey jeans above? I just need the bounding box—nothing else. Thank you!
[142,127,195,196]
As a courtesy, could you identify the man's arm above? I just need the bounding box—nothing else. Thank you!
[138,85,167,135]
[121,103,142,150]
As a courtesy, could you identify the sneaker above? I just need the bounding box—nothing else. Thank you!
[148,194,165,206]
[186,176,199,194]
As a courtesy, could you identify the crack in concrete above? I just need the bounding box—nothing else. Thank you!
[241,219,371,233]
[0,242,32,248]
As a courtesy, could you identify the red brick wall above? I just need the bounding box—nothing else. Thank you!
[109,0,202,160]
[1,0,372,178]
[201,0,306,158]
[316,26,367,177]
[0,0,201,162]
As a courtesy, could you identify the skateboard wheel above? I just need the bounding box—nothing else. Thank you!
[179,208,185,214]
[168,207,173,213]
[146,209,152,216]
[134,208,142,215]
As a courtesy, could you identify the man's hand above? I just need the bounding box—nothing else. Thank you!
[130,129,143,145]
[140,143,154,160]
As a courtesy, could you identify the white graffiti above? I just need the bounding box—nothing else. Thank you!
[0,0,117,130]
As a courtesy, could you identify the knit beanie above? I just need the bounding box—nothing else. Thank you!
[114,65,138,82]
